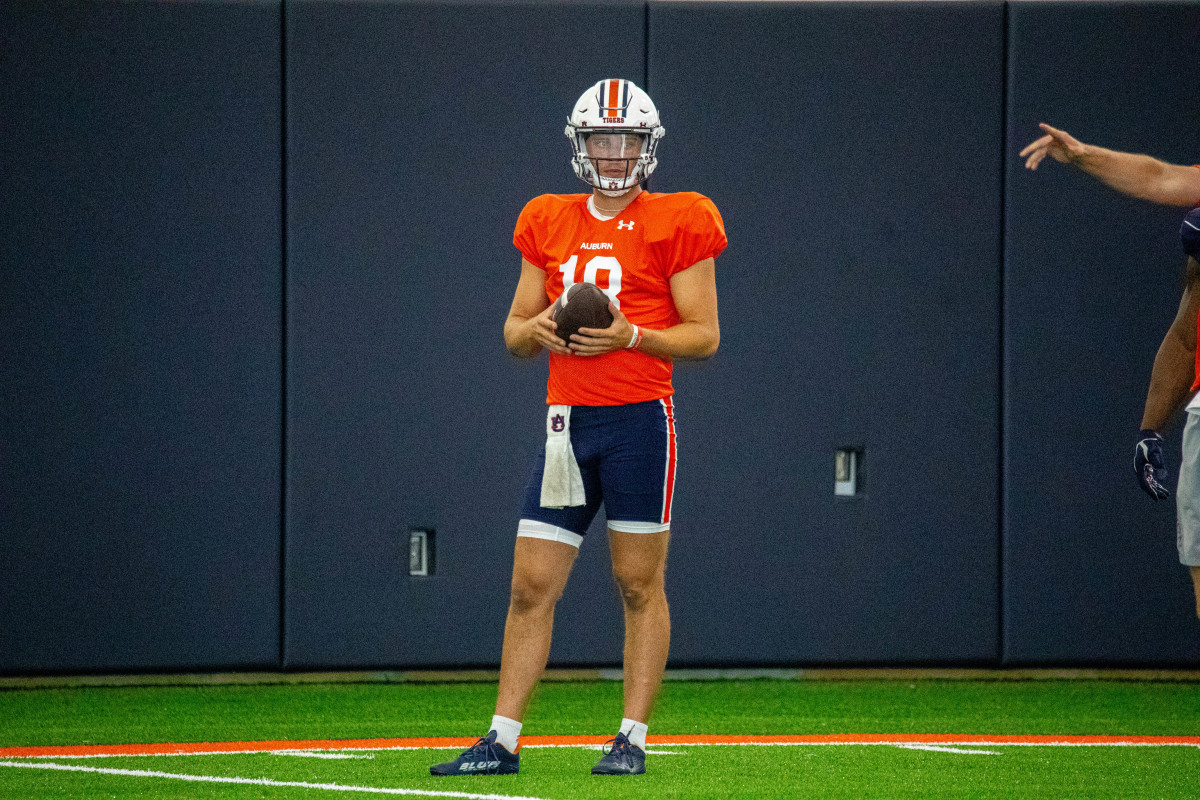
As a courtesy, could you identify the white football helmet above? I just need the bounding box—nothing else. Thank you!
[565,79,665,196]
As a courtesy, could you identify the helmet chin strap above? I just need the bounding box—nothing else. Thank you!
[598,187,629,198]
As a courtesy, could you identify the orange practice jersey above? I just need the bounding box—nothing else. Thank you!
[514,191,727,406]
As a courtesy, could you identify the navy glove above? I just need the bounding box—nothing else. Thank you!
[1134,429,1170,500]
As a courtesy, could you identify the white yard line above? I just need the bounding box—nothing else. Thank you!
[892,744,1000,755]
[274,749,375,759]
[0,761,560,800]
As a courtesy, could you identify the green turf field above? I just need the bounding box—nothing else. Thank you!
[2,675,1198,798]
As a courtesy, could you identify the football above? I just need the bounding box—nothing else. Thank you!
[551,282,614,344]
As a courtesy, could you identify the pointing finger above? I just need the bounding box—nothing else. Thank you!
[1018,134,1051,159]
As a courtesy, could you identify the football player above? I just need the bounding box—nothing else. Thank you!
[431,79,726,777]
[1020,124,1200,619]
[1136,208,1200,619]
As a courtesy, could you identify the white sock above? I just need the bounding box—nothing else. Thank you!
[490,715,522,753]
[619,718,648,750]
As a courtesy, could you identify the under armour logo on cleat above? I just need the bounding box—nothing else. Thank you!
[618,221,635,230]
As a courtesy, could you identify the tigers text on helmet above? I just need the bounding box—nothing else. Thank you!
[565,79,665,196]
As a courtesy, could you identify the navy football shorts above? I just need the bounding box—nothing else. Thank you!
[518,397,678,548]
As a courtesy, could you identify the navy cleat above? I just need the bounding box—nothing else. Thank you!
[591,732,646,775]
[429,731,519,776]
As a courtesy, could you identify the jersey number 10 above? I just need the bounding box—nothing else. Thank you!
[559,255,623,308]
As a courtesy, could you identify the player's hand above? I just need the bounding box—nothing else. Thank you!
[529,304,572,355]
[1019,123,1087,170]
[1134,429,1171,501]
[569,302,635,357]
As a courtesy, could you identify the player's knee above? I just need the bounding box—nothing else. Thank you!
[612,571,664,612]
[509,569,564,615]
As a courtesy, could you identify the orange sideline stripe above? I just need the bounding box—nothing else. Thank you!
[3,733,1200,759]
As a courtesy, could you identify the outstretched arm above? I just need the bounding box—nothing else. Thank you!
[1020,123,1200,206]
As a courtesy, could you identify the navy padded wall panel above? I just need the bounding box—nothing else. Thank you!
[1004,2,1200,664]
[0,2,282,672]
[649,2,1003,663]
[285,1,644,668]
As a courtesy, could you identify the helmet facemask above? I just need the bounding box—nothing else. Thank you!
[570,131,659,196]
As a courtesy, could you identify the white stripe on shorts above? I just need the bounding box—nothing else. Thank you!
[608,520,670,533]
[517,519,584,549]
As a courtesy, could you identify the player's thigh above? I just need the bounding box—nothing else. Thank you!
[609,528,670,592]
[600,399,677,531]
[510,536,579,607]
[518,440,604,544]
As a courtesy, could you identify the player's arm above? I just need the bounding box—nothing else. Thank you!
[1020,123,1200,206]
[570,257,720,360]
[504,259,570,358]
[1141,257,1200,431]
[640,257,720,361]
[1133,257,1200,500]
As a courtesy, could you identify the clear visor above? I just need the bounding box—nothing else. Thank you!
[583,132,647,158]
[583,132,647,181]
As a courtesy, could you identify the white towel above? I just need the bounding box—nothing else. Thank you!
[540,404,586,508]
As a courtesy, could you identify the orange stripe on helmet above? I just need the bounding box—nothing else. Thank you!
[606,79,620,117]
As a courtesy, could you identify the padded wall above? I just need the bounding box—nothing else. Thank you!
[8,0,1200,675]
[1004,1,1200,664]
[0,2,283,672]
[643,1,1004,664]
[284,1,645,667]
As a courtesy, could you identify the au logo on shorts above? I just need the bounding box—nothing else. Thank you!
[551,414,565,432]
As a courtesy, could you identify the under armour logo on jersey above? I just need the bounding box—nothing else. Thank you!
[618,221,635,230]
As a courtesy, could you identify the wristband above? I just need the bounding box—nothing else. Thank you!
[626,325,642,350]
